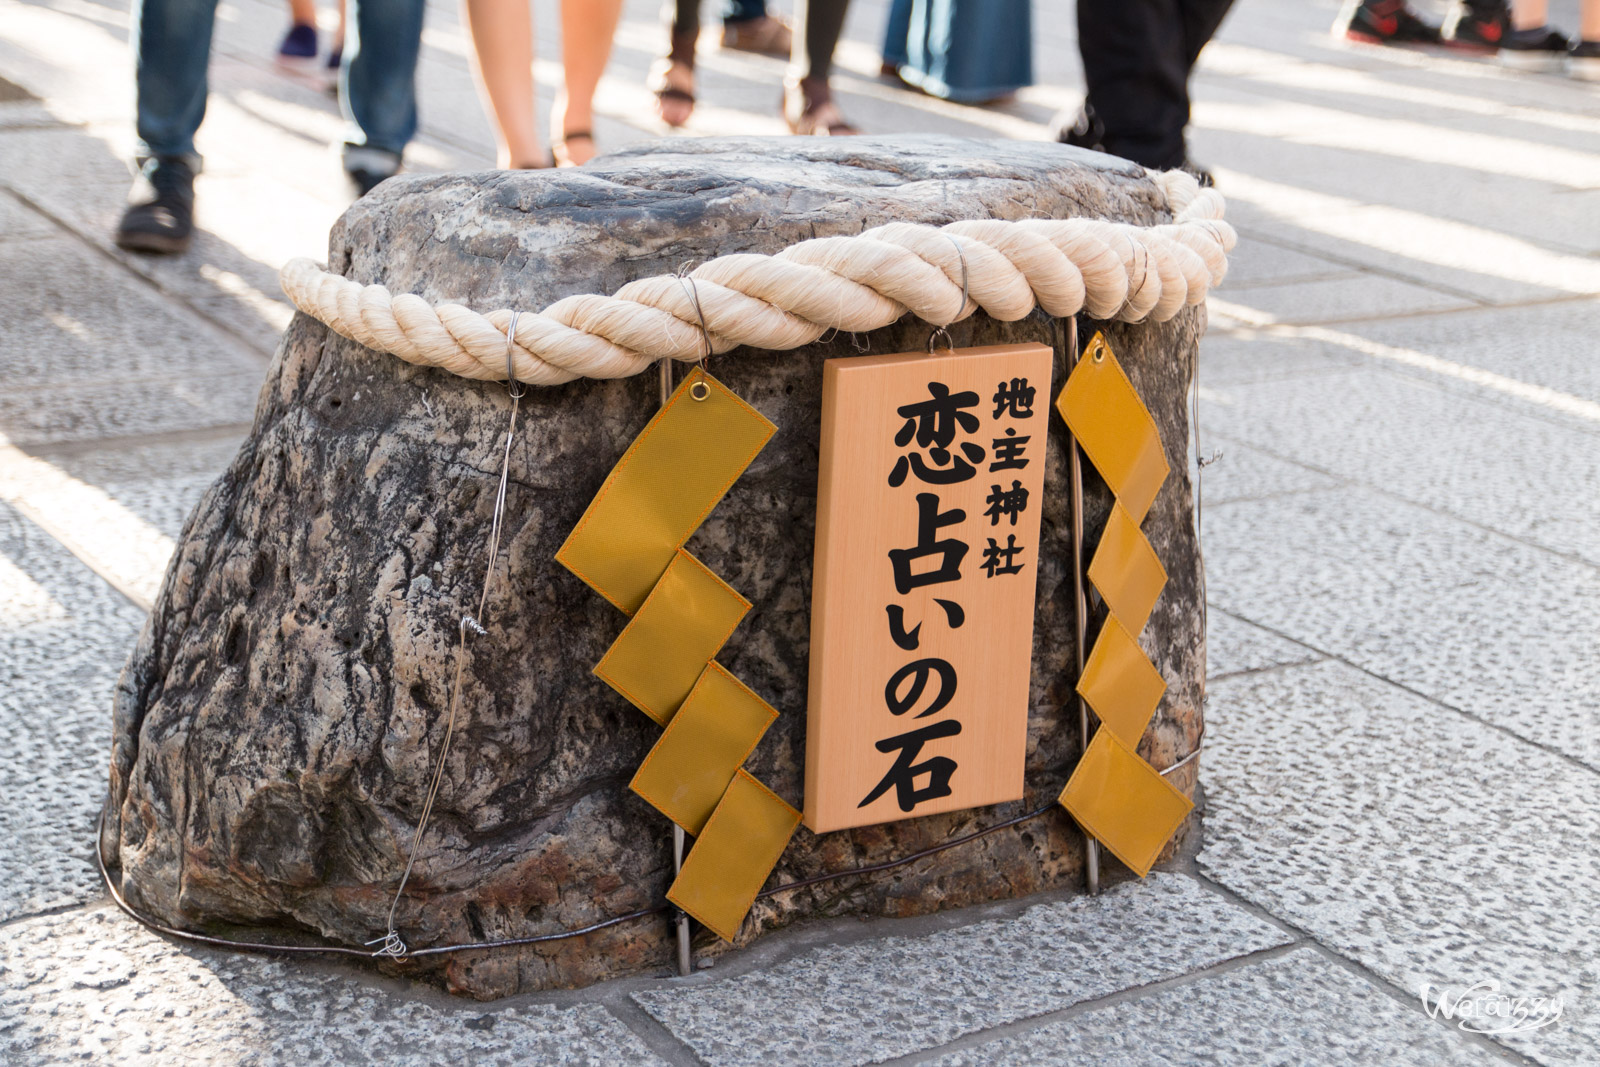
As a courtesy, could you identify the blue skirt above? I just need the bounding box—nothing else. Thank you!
[883,0,1034,103]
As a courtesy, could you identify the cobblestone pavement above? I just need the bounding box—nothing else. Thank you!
[1,0,1595,1062]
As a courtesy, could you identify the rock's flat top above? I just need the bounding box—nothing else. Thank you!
[335,135,1157,305]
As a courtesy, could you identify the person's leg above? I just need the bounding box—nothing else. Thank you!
[462,0,541,168]
[1179,0,1237,69]
[552,0,623,165]
[786,0,857,132]
[133,0,220,162]
[881,0,913,70]
[672,0,701,38]
[1510,0,1546,28]
[122,0,219,252]
[1076,0,1187,169]
[793,0,849,83]
[288,0,316,23]
[1575,0,1600,79]
[654,0,699,128]
[341,0,426,187]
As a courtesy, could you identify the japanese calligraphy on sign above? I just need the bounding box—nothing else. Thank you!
[805,343,1053,833]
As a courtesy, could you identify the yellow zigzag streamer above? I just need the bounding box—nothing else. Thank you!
[1055,332,1193,878]
[558,369,799,942]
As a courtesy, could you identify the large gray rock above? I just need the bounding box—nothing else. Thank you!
[103,136,1207,999]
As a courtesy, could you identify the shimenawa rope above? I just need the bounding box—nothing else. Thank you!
[278,170,1233,383]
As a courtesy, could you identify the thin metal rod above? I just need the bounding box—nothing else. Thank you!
[658,354,692,977]
[673,824,691,975]
[1064,317,1100,895]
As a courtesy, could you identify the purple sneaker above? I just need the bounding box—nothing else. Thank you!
[275,23,319,73]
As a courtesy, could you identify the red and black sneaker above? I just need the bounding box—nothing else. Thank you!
[1443,1,1509,52]
[1336,0,1443,46]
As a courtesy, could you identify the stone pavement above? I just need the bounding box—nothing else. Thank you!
[0,0,1594,1062]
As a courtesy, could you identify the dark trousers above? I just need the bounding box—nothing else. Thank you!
[1077,0,1236,170]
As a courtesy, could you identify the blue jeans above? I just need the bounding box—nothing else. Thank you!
[133,0,425,173]
[881,0,1032,103]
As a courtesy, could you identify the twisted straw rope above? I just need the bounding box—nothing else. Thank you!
[280,170,1234,386]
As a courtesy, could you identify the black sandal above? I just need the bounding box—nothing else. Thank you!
[549,131,594,168]
[649,32,697,130]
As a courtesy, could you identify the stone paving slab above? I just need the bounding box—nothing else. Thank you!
[1215,239,1360,290]
[0,907,665,1067]
[1191,79,1600,258]
[1218,203,1595,307]
[926,948,1502,1067]
[1204,485,1600,773]
[1199,659,1600,1066]
[1337,300,1600,407]
[1212,271,1474,326]
[1195,37,1600,158]
[0,187,54,239]
[1198,363,1600,566]
[28,434,246,541]
[632,874,1294,1067]
[0,372,265,447]
[1197,436,1343,505]
[1198,324,1369,386]
[0,501,144,922]
[1204,609,1322,680]
[0,232,261,381]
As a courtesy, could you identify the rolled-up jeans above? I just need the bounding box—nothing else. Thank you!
[133,0,425,175]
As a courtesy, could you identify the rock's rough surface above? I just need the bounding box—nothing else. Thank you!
[104,136,1207,998]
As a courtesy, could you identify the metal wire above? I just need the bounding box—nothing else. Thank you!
[94,726,1201,962]
[369,320,526,958]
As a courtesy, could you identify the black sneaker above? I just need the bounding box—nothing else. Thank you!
[346,167,392,198]
[1052,103,1106,153]
[1499,25,1570,71]
[1442,1,1509,52]
[115,156,195,255]
[1338,0,1443,46]
[1571,39,1600,80]
[1181,159,1216,188]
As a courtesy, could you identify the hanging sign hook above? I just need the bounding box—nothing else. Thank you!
[676,264,713,400]
[928,234,970,357]
[503,310,525,399]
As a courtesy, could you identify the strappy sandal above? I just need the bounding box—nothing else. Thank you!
[782,82,860,136]
[549,131,594,168]
[648,59,696,128]
[650,30,698,129]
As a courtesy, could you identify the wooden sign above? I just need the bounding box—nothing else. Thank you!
[805,343,1053,832]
